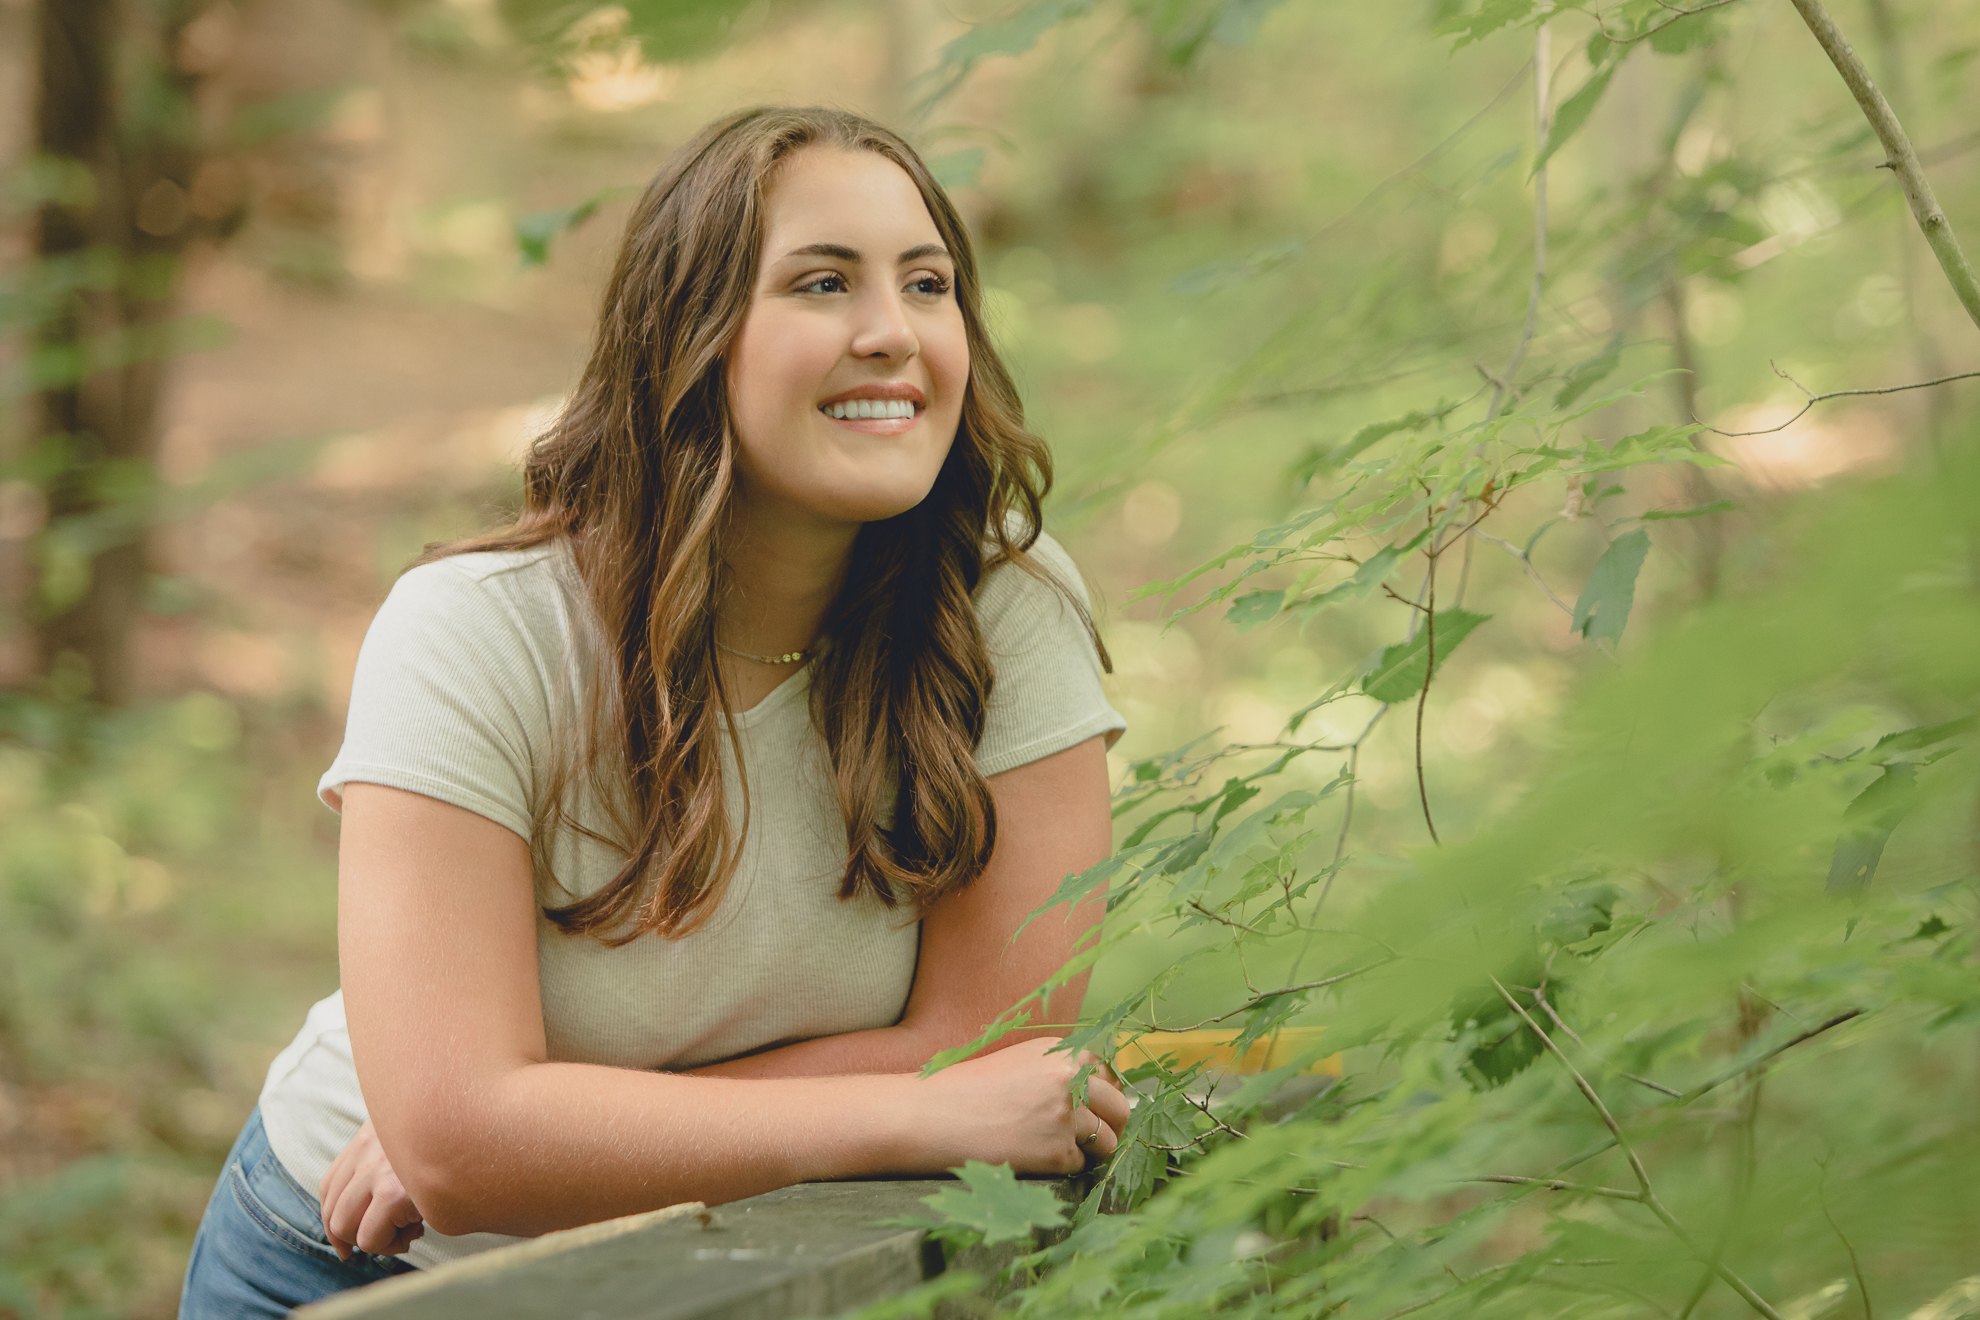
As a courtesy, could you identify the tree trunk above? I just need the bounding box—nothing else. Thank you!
[30,0,211,705]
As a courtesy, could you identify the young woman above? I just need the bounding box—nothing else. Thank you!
[177,106,1130,1317]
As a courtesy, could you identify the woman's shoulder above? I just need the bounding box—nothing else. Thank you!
[976,528,1090,618]
[974,527,1100,662]
[382,543,577,631]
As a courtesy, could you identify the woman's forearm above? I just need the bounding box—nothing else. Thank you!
[403,1063,922,1237]
[393,1038,1121,1241]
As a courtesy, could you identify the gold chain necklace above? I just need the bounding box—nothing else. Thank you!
[715,639,810,665]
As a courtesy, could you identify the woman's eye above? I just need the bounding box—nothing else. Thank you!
[907,274,951,297]
[798,273,849,294]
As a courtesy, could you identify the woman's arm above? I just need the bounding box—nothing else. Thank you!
[689,734,1114,1079]
[336,769,1125,1241]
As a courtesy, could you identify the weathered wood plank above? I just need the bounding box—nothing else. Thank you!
[295,1179,1069,1320]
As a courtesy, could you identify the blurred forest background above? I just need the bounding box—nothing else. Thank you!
[2,0,1976,1314]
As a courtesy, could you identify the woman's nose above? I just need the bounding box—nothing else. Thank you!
[849,288,918,362]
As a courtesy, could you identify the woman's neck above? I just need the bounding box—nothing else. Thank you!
[716,497,857,661]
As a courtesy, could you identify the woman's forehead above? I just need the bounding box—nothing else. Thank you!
[760,147,943,258]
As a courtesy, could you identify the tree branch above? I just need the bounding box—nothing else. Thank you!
[1597,0,1740,44]
[1139,959,1395,1033]
[1699,364,1980,437]
[1492,979,1787,1320]
[1786,0,1980,331]
[1675,1010,1862,1106]
[1476,531,1576,616]
[1470,1175,1640,1201]
[1490,16,1554,419]
[1416,505,1442,845]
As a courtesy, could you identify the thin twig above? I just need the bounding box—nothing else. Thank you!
[1492,979,1787,1320]
[1416,503,1442,846]
[1490,14,1553,419]
[1678,1067,1766,1320]
[1476,531,1576,617]
[1182,1087,1250,1143]
[1597,0,1739,44]
[1470,1175,1640,1201]
[1536,989,1684,1098]
[1697,365,1980,437]
[1787,0,1980,330]
[1319,705,1387,902]
[1187,899,1268,936]
[1820,1173,1874,1320]
[1138,960,1395,1033]
[1676,1010,1863,1105]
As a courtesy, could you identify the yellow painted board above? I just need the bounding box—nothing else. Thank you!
[1115,1027,1339,1077]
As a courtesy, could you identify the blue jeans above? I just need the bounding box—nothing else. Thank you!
[179,1107,418,1318]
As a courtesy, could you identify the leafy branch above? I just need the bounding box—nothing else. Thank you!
[1786,0,1980,331]
[1698,363,1980,438]
[1492,979,1787,1320]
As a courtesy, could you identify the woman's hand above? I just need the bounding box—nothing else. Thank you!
[319,1120,425,1259]
[919,1036,1130,1174]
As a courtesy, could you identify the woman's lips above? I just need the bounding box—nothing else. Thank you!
[820,409,919,436]
[817,394,923,435]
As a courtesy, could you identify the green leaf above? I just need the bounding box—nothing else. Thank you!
[1572,528,1650,645]
[1649,6,1722,53]
[1532,61,1618,177]
[1553,338,1623,410]
[1294,409,1445,484]
[1435,0,1538,49]
[938,0,1095,73]
[1226,589,1285,630]
[1014,851,1138,939]
[1827,763,1919,893]
[833,1271,985,1320]
[1361,609,1492,704]
[1870,717,1975,757]
[928,147,986,189]
[1571,424,1729,474]
[514,186,639,268]
[1110,1085,1196,1210]
[1638,500,1739,521]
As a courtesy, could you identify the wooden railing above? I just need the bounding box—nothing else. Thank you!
[295,1031,1337,1320]
[295,1178,1078,1320]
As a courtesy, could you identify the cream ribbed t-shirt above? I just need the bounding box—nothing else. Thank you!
[257,533,1124,1268]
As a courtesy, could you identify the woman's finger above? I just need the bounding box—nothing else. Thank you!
[1074,1106,1120,1160]
[326,1185,373,1260]
[1084,1072,1132,1137]
[356,1188,418,1256]
[320,1163,357,1258]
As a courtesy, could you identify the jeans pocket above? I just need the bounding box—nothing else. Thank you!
[230,1146,336,1262]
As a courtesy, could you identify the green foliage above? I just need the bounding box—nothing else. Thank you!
[496,0,761,64]
[1361,609,1492,703]
[834,1270,988,1320]
[907,2,1980,1315]
[914,1162,1070,1246]
[0,696,340,1316]
[1569,526,1649,644]
[514,186,641,267]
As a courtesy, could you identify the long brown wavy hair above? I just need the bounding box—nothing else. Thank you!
[423,106,1100,945]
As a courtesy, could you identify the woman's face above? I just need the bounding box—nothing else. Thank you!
[725,146,969,534]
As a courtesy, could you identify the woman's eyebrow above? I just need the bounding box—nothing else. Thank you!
[783,242,860,262]
[778,242,952,264]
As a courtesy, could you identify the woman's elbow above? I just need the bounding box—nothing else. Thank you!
[385,1110,515,1239]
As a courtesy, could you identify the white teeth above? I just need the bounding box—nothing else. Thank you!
[823,399,917,420]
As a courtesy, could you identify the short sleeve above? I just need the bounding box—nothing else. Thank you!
[974,532,1127,778]
[318,559,553,842]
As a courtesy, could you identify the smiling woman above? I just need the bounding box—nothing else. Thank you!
[177,108,1130,1318]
